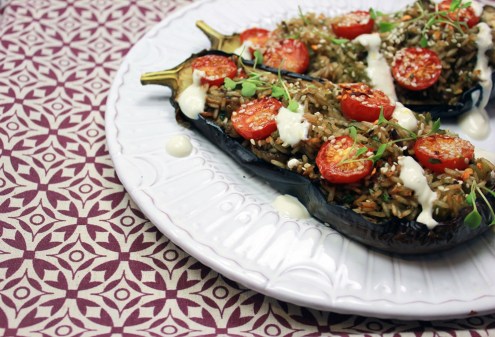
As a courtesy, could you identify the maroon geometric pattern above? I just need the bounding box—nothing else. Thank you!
[0,0,494,336]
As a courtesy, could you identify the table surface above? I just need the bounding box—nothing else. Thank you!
[0,0,494,336]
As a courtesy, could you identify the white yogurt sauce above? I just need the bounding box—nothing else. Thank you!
[272,194,310,219]
[354,33,398,101]
[398,156,439,229]
[459,22,493,140]
[166,135,193,157]
[177,69,207,119]
[233,41,253,61]
[287,158,301,169]
[392,102,418,132]
[275,103,309,146]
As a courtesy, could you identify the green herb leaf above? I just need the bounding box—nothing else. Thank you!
[381,191,390,202]
[349,126,357,140]
[332,38,349,45]
[253,50,263,66]
[288,100,299,112]
[464,209,482,228]
[431,118,441,133]
[372,143,388,163]
[224,77,237,90]
[355,147,368,157]
[378,22,396,33]
[428,158,442,164]
[369,7,378,20]
[466,193,475,206]
[241,81,257,97]
[377,106,387,125]
[271,85,287,99]
[461,2,472,9]
[420,35,429,48]
[449,0,462,12]
[298,5,310,25]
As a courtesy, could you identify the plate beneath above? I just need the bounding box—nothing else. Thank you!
[105,0,495,319]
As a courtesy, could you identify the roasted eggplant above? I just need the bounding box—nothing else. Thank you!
[194,6,495,119]
[140,50,495,254]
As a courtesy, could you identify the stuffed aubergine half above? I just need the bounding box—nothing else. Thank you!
[140,50,495,255]
[195,0,495,119]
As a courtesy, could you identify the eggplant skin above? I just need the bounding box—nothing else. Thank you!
[186,115,493,255]
[143,49,493,254]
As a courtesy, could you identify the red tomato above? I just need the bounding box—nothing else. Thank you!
[191,55,237,86]
[240,28,270,48]
[263,39,310,73]
[438,0,480,29]
[413,135,474,173]
[392,47,442,91]
[231,97,283,140]
[331,10,375,40]
[340,83,395,122]
[316,136,373,184]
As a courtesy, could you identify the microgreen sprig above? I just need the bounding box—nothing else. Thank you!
[338,126,374,166]
[369,7,397,33]
[224,58,299,111]
[340,106,441,166]
[224,73,269,97]
[275,65,299,112]
[463,181,495,228]
[413,0,471,47]
[331,38,349,45]
[298,5,310,25]
[253,50,263,67]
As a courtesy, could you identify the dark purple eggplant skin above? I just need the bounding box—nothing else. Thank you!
[400,72,495,119]
[189,115,493,255]
[142,50,494,255]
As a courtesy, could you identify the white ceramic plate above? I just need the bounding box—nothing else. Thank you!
[106,0,495,320]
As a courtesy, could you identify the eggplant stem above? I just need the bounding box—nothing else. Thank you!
[196,20,225,49]
[140,69,179,91]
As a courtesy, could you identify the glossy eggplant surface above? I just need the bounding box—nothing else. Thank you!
[140,50,495,255]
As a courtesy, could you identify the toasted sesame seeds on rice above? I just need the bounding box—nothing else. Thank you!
[199,65,495,225]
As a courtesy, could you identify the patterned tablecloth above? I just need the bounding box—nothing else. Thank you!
[1,0,495,336]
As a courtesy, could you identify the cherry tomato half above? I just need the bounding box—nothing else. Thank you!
[263,39,310,73]
[392,47,442,91]
[191,55,237,86]
[331,10,375,40]
[413,134,474,173]
[438,0,480,29]
[231,97,283,140]
[240,28,271,49]
[340,83,395,122]
[316,136,373,184]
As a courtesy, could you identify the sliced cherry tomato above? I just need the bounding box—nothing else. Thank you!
[231,97,283,140]
[240,28,270,49]
[340,83,395,122]
[331,10,375,40]
[263,39,310,73]
[316,136,373,184]
[191,54,237,86]
[392,47,442,91]
[413,134,474,173]
[438,0,480,29]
